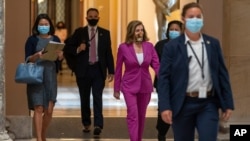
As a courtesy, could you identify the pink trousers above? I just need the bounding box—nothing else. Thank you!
[123,92,151,141]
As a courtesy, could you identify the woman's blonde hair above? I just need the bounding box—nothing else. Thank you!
[125,20,149,44]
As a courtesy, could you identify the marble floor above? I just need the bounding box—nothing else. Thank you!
[15,138,198,141]
[22,62,159,141]
[53,62,158,118]
[16,62,223,141]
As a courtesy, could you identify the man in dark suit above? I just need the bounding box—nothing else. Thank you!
[64,8,114,136]
[157,2,234,141]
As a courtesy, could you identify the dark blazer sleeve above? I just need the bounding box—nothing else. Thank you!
[25,36,38,60]
[157,35,189,116]
[104,30,114,74]
[64,27,89,55]
[97,27,114,76]
[63,27,90,76]
[25,35,61,60]
[214,38,234,111]
[157,41,173,112]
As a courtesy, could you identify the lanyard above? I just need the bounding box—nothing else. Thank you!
[89,28,97,41]
[187,41,205,79]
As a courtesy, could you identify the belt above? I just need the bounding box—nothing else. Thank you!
[186,91,212,98]
[88,62,98,65]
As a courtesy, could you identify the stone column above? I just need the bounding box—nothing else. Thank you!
[0,0,12,140]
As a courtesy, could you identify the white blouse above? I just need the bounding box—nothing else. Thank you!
[136,53,143,65]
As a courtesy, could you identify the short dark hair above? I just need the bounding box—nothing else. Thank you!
[181,2,203,17]
[86,8,99,15]
[32,13,55,35]
[166,20,183,39]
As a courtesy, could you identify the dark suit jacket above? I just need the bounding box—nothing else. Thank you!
[158,34,234,117]
[65,26,114,79]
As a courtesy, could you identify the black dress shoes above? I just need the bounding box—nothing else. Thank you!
[158,134,166,141]
[93,126,102,137]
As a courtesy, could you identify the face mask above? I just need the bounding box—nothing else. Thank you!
[169,31,180,39]
[37,25,50,34]
[185,18,203,33]
[135,34,143,42]
[87,19,99,26]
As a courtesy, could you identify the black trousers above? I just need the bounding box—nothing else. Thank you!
[156,109,171,137]
[76,63,105,128]
[156,88,170,138]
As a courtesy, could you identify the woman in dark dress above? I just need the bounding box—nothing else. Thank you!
[24,14,63,141]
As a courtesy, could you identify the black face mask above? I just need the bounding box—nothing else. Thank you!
[87,19,99,26]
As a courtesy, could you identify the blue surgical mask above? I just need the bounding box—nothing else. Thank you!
[185,18,203,33]
[169,31,181,39]
[37,25,50,34]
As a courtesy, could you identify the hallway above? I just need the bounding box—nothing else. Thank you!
[27,62,160,140]
[18,63,228,141]
[54,61,158,117]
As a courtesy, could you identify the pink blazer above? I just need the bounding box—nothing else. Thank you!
[114,41,160,94]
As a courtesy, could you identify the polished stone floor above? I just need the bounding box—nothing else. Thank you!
[15,62,227,141]
[53,85,158,117]
[53,62,158,118]
[16,139,165,141]
[24,62,159,141]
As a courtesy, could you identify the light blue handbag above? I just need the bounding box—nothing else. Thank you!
[15,59,44,84]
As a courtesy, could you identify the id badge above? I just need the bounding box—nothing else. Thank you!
[199,86,207,98]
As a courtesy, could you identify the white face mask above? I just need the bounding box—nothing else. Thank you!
[135,34,143,42]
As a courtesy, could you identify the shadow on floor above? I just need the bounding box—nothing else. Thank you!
[42,117,174,139]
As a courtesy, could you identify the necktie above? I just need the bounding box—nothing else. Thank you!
[90,27,96,63]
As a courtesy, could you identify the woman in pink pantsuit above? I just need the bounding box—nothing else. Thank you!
[114,20,160,141]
